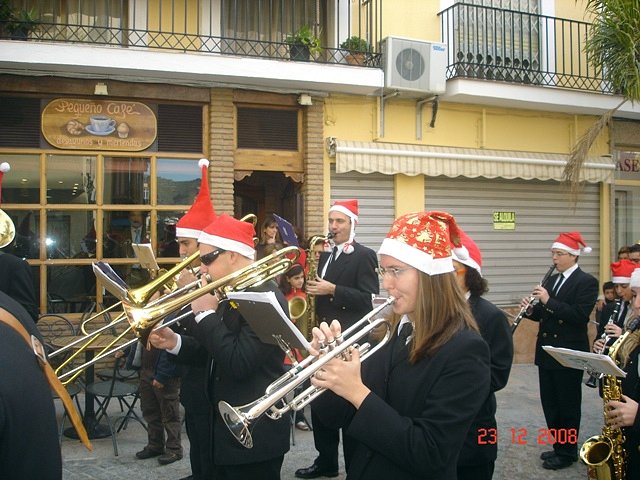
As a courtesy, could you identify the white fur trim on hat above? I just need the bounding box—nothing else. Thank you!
[0,162,10,173]
[631,268,640,288]
[378,237,454,276]
[197,232,255,260]
[612,275,632,284]
[198,158,210,168]
[452,247,482,275]
[175,226,202,239]
[551,242,581,256]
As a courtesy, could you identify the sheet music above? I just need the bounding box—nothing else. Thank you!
[226,291,311,351]
[92,262,128,300]
[131,243,159,270]
[542,345,626,377]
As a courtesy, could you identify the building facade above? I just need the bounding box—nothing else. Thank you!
[1,0,640,332]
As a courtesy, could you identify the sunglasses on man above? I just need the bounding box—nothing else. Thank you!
[200,248,226,266]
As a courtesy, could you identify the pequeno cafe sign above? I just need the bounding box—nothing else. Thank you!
[42,98,157,152]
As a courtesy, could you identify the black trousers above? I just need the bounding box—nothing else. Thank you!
[310,406,340,471]
[538,366,583,458]
[457,462,495,480]
[216,455,284,480]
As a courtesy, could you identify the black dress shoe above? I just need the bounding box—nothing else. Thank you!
[540,450,556,460]
[542,455,576,470]
[294,463,339,479]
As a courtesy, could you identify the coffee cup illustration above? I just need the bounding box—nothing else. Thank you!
[89,115,116,133]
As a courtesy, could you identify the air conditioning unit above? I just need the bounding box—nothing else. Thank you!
[382,36,447,95]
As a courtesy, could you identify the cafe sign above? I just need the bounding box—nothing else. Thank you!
[41,98,157,151]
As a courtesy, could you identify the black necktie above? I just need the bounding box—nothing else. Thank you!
[552,275,565,296]
[392,323,413,361]
[330,246,338,262]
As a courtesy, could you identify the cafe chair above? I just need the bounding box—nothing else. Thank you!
[85,357,146,456]
[37,314,77,369]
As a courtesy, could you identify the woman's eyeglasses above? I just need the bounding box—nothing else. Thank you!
[377,267,412,279]
[200,249,225,266]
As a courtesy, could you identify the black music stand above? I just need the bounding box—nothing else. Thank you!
[225,291,311,352]
[542,345,626,378]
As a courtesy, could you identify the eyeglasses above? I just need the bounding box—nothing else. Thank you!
[551,251,571,257]
[377,266,413,279]
[199,249,225,266]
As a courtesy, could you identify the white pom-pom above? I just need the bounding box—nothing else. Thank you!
[198,158,210,169]
[0,162,10,173]
[583,246,592,254]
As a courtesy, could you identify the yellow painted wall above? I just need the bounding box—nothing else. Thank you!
[381,0,441,41]
[325,95,610,157]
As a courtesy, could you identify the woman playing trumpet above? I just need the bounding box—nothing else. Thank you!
[308,211,490,480]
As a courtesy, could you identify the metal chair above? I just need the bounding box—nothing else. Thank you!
[85,357,146,456]
[37,314,77,370]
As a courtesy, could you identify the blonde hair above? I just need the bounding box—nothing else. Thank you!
[387,271,478,363]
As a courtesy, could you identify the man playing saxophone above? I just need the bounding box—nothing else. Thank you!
[605,267,640,479]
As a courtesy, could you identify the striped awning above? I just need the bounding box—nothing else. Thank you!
[327,138,615,183]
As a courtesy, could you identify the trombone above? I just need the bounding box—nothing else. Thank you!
[218,296,395,449]
[54,247,299,385]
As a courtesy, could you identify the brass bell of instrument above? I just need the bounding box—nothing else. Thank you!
[288,295,308,321]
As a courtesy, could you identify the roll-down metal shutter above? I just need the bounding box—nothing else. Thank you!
[330,165,394,253]
[425,176,600,306]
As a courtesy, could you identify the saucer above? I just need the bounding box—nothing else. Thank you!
[85,124,116,136]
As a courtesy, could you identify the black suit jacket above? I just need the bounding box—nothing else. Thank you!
[316,241,379,329]
[0,291,61,479]
[528,267,598,369]
[314,328,491,480]
[458,295,513,466]
[621,344,640,478]
[179,281,290,466]
[0,251,38,322]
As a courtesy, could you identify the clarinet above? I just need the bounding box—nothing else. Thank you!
[585,298,623,388]
[511,265,556,334]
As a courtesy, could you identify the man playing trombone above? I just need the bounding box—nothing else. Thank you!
[150,214,290,479]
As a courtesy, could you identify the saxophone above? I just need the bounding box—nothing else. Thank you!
[301,234,330,340]
[579,319,639,479]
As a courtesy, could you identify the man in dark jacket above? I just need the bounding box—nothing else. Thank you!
[521,231,598,470]
[0,248,38,322]
[0,291,61,479]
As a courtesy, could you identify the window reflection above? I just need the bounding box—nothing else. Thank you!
[46,155,97,204]
[0,154,40,203]
[157,158,201,205]
[5,209,39,259]
[104,156,151,204]
[47,265,96,313]
[157,210,187,258]
[46,210,96,259]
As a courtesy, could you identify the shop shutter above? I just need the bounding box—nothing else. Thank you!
[425,176,600,306]
[157,104,203,153]
[330,165,394,253]
[0,96,41,148]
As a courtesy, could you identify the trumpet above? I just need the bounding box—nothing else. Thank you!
[54,246,299,385]
[511,265,556,334]
[218,296,395,449]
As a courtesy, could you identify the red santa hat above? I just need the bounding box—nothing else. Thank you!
[198,214,255,260]
[451,228,482,276]
[551,231,592,256]
[176,158,217,239]
[328,199,358,254]
[0,162,9,207]
[378,211,465,276]
[611,259,637,284]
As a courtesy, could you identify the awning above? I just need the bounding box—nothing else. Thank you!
[327,138,615,183]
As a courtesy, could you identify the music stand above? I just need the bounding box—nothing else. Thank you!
[225,291,310,352]
[131,243,159,271]
[92,262,129,301]
[542,345,626,378]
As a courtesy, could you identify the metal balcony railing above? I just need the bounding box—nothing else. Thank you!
[439,2,612,94]
[1,0,382,68]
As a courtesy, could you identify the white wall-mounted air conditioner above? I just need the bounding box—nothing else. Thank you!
[382,36,447,95]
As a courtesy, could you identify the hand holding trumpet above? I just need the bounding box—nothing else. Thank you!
[309,320,371,409]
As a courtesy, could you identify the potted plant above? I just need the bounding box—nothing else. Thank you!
[7,7,39,40]
[285,25,322,62]
[340,36,370,65]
